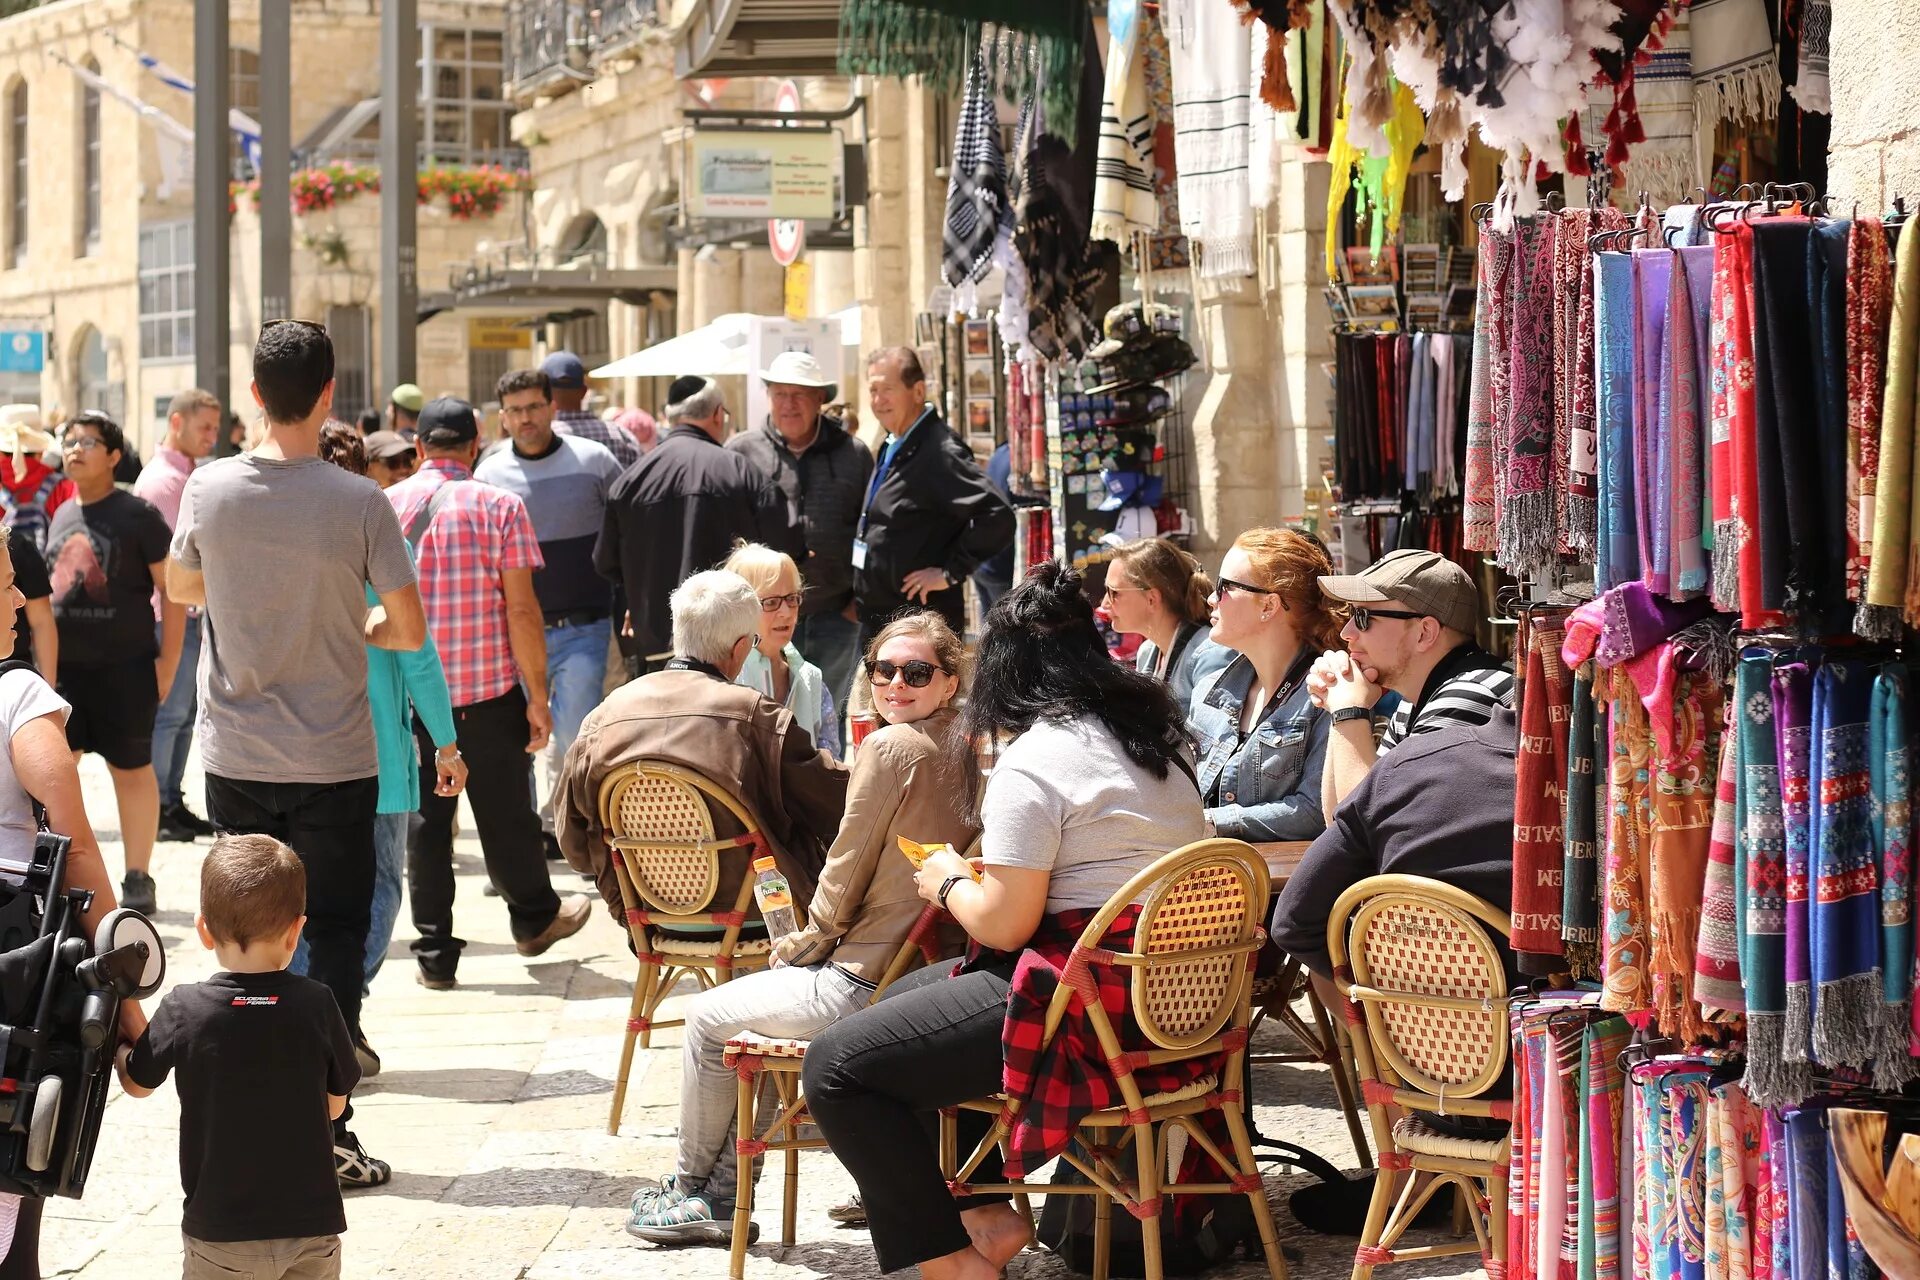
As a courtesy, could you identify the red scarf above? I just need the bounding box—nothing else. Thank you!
[1847,217,1894,599]
[1512,620,1571,968]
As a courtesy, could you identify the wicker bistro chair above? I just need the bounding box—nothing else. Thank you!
[938,839,1288,1280]
[1327,875,1514,1280]
[719,902,958,1280]
[599,761,785,1136]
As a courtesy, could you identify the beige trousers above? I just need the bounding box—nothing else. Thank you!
[182,1233,341,1280]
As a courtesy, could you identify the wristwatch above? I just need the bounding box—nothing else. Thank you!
[1331,706,1372,725]
[936,874,967,910]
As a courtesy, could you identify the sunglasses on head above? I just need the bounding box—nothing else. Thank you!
[1348,606,1425,632]
[866,658,947,688]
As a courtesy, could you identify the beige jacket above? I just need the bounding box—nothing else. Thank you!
[772,706,979,980]
[554,668,849,929]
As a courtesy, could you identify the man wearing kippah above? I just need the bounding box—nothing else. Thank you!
[594,376,801,678]
[1306,548,1515,817]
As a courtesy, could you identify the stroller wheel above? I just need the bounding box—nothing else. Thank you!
[93,909,165,999]
[25,1075,59,1172]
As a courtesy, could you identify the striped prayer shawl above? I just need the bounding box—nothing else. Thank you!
[1088,0,1157,245]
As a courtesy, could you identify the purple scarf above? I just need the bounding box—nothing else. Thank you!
[1772,661,1816,1077]
[1633,249,1674,594]
[1672,246,1715,597]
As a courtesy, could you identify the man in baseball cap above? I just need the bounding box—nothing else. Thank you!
[389,383,424,437]
[539,350,637,467]
[1307,548,1514,816]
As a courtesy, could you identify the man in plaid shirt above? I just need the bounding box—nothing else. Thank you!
[386,396,590,990]
[542,351,640,470]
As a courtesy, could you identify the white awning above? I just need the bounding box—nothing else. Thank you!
[829,303,861,347]
[590,312,754,379]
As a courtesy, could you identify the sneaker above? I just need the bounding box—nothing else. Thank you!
[334,1130,392,1188]
[827,1194,866,1225]
[416,961,457,992]
[515,893,591,958]
[120,871,156,916]
[630,1173,689,1215]
[626,1189,756,1248]
[354,1035,382,1079]
[156,805,211,843]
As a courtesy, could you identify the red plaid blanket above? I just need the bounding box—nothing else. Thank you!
[987,906,1234,1179]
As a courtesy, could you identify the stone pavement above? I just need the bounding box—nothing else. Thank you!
[51,756,1487,1279]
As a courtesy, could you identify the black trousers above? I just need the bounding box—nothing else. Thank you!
[802,961,1014,1274]
[408,686,561,969]
[204,774,377,1040]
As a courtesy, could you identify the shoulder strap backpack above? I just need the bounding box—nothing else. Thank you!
[404,477,462,553]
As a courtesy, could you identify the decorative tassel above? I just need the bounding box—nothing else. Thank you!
[1257,19,1295,113]
[1856,603,1906,641]
[1811,971,1886,1071]
[1873,999,1917,1091]
[1743,1013,1812,1108]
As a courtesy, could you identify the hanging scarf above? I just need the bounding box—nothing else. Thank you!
[1579,1016,1632,1280]
[1783,1107,1829,1280]
[1012,68,1105,363]
[1846,217,1894,600]
[1860,216,1920,639]
[1709,228,1742,609]
[1565,668,1604,981]
[1596,251,1640,592]
[1809,220,1855,629]
[1089,0,1158,247]
[1728,224,1777,627]
[942,52,1012,291]
[1788,0,1832,115]
[837,0,1084,128]
[1635,663,1722,1044]
[1571,210,1627,561]
[1739,653,1807,1107]
[1694,702,1745,1020]
[1690,0,1783,181]
[1553,211,1589,557]
[1632,248,1674,594]
[1624,13,1699,201]
[1868,665,1916,1090]
[1669,245,1714,597]
[1773,661,1817,1087]
[1463,222,1509,552]
[1514,620,1570,972]
[1749,218,1824,618]
[1602,665,1655,1017]
[1163,0,1254,277]
[1807,661,1881,1070]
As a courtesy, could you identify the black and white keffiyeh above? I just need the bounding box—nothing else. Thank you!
[942,52,1011,289]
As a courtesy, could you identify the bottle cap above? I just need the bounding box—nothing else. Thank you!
[752,856,776,873]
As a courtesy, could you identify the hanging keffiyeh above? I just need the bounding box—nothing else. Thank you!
[1162,0,1254,277]
[1789,0,1832,115]
[1089,0,1158,246]
[942,52,1011,292]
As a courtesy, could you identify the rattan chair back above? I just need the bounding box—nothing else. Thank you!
[598,761,760,917]
[1129,848,1266,1050]
[1330,875,1511,1101]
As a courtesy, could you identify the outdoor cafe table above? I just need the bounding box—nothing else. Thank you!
[1251,840,1311,889]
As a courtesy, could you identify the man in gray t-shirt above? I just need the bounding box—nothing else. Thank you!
[166,320,424,1189]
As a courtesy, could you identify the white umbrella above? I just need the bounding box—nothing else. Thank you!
[590,313,755,379]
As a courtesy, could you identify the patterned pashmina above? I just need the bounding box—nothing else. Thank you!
[1665,1070,1713,1280]
[1504,216,1559,577]
[1738,653,1807,1107]
[1602,666,1655,1017]
[1633,249,1675,594]
[1463,222,1507,552]
[1726,225,1775,627]
[1578,1015,1632,1280]
[1859,216,1920,639]
[1869,664,1916,1089]
[1565,669,1604,980]
[1749,219,1822,618]
[1765,1111,1791,1279]
[1708,225,1741,610]
[1597,251,1640,591]
[1712,1083,1761,1280]
[1571,211,1628,561]
[1846,218,1893,601]
[1637,666,1722,1043]
[1808,661,1880,1070]
[1772,661,1816,1084]
[1514,620,1570,971]
[1694,703,1745,1019]
[1669,246,1715,597]
[1634,1074,1667,1280]
[1555,210,1597,558]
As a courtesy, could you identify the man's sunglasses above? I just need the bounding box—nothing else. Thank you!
[759,592,803,613]
[1348,607,1426,632]
[866,658,948,688]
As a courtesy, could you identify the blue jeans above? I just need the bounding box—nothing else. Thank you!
[794,609,861,723]
[540,616,611,831]
[291,809,407,996]
[151,614,201,808]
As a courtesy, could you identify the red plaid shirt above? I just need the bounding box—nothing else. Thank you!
[386,459,543,708]
[987,907,1231,1179]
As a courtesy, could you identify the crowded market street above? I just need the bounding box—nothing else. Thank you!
[48,755,1479,1280]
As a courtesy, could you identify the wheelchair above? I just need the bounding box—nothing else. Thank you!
[0,831,163,1199]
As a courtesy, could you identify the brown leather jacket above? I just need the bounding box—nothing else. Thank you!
[772,706,980,981]
[554,667,849,928]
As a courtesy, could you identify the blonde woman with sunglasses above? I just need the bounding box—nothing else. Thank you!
[723,542,840,757]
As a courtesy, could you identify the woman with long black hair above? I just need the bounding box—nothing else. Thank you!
[801,562,1207,1280]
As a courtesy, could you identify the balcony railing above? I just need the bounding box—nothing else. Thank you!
[508,0,662,100]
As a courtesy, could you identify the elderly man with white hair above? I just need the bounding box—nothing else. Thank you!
[594,377,803,677]
[553,568,848,935]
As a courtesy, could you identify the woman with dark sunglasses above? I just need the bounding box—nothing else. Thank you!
[1103,537,1234,711]
[625,610,978,1247]
[1186,527,1340,841]
[801,562,1206,1280]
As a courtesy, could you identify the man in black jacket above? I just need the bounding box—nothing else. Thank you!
[854,347,1014,637]
[726,351,873,715]
[594,376,801,674]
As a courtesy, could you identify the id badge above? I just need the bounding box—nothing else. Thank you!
[851,539,869,569]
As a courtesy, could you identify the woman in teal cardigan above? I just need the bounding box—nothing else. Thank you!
[311,424,465,1073]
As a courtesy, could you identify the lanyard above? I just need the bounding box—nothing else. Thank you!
[664,656,728,681]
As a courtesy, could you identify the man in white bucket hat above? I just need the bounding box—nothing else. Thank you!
[724,350,872,726]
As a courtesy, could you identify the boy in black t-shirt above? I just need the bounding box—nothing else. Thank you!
[117,835,361,1280]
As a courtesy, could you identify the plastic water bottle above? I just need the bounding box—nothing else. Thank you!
[751,856,798,938]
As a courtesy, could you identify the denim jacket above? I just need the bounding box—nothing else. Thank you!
[1187,653,1329,841]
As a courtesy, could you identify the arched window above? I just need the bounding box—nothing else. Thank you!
[75,326,109,414]
[79,60,100,256]
[8,81,26,269]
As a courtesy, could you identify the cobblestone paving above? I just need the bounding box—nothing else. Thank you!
[50,756,1486,1279]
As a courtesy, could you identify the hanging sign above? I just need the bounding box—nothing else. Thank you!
[783,262,812,320]
[466,317,532,351]
[0,331,43,374]
[689,130,837,221]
